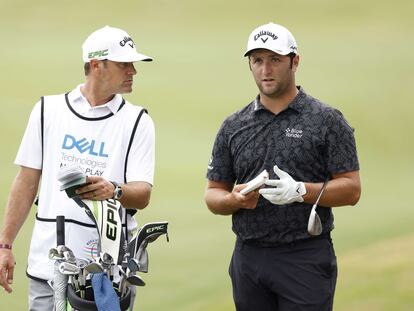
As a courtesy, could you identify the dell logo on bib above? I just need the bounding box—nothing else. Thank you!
[62,134,109,158]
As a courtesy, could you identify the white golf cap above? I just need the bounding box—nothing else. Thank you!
[82,25,153,62]
[244,22,298,57]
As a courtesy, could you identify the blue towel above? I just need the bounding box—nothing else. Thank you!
[91,272,121,311]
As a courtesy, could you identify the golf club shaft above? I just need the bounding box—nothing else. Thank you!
[54,215,67,311]
[56,215,65,246]
[315,178,329,206]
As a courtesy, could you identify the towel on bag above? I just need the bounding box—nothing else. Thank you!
[92,272,121,311]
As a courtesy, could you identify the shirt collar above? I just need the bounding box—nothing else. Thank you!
[252,86,307,114]
[288,86,307,112]
[68,84,123,115]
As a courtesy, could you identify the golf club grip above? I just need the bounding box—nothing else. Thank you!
[56,215,65,246]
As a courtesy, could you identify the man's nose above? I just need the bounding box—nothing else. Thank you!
[127,63,137,75]
[262,60,272,74]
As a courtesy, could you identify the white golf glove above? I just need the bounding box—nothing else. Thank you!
[258,165,306,205]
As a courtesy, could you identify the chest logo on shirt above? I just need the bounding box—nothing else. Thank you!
[62,134,109,158]
[285,128,303,139]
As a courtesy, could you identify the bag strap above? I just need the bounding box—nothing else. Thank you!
[40,96,45,169]
[123,108,148,242]
[124,108,147,183]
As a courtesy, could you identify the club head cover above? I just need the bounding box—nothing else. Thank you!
[137,248,149,273]
[57,165,88,198]
[77,199,126,265]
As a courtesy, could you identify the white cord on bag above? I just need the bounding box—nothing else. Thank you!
[54,261,68,311]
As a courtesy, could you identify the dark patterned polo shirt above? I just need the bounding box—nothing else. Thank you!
[206,87,359,244]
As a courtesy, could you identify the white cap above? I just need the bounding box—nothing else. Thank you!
[244,23,298,57]
[82,26,153,62]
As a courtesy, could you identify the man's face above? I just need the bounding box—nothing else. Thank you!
[98,60,137,94]
[249,49,298,98]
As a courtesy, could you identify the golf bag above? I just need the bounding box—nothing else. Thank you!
[66,281,132,311]
[52,165,169,311]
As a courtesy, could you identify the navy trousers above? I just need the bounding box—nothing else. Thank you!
[229,236,337,311]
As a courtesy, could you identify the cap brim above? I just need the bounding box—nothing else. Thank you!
[133,52,153,62]
[108,52,153,62]
[243,47,293,57]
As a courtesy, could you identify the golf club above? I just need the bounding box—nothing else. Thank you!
[307,179,329,236]
[52,215,68,311]
[59,261,81,275]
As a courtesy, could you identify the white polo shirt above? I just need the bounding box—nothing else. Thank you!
[15,84,155,281]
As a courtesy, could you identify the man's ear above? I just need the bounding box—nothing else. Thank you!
[248,57,252,71]
[89,59,101,71]
[292,54,300,71]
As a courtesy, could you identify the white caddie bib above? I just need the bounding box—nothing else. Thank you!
[20,92,151,281]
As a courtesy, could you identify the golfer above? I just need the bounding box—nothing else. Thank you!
[205,22,361,311]
[0,25,155,310]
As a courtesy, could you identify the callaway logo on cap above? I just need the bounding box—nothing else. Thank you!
[244,22,298,57]
[82,25,153,63]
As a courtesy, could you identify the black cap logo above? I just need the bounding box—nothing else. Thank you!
[120,36,134,48]
[254,31,278,43]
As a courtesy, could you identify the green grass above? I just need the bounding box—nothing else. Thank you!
[0,0,413,310]
[335,234,414,311]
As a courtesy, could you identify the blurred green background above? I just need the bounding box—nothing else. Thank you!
[0,0,413,310]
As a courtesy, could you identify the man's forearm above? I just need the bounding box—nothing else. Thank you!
[119,181,152,210]
[0,167,41,244]
[205,188,242,215]
[205,180,261,215]
[302,170,361,207]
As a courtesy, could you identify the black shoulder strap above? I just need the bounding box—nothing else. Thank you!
[34,97,45,206]
[40,96,45,169]
[124,108,148,183]
[124,108,148,218]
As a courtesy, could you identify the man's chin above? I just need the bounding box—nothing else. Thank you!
[119,87,133,94]
[260,88,279,97]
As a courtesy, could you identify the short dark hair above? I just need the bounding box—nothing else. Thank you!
[247,52,297,69]
[84,59,108,76]
[84,62,91,76]
[287,52,296,69]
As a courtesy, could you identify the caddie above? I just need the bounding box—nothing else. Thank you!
[0,25,155,310]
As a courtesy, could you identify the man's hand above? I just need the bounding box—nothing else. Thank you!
[76,176,115,201]
[0,249,15,293]
[259,165,306,205]
[204,180,261,215]
[233,184,261,210]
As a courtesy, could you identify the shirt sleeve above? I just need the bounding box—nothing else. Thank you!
[206,119,236,183]
[325,108,360,174]
[14,100,43,169]
[125,112,155,185]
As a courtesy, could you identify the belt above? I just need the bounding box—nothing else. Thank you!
[238,232,331,248]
